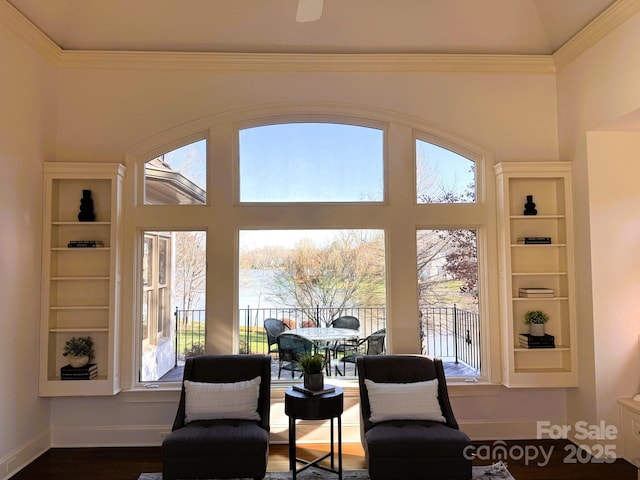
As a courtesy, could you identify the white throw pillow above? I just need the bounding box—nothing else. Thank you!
[184,377,261,423]
[364,378,445,423]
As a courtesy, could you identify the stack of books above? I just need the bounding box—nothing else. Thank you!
[518,288,554,298]
[516,236,551,244]
[61,363,98,380]
[67,240,104,248]
[519,334,555,349]
[292,384,336,396]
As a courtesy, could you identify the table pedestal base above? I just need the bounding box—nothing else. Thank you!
[288,416,342,480]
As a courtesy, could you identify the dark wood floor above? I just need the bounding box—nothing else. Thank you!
[9,440,638,480]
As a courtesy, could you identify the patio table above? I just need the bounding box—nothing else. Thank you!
[281,327,359,375]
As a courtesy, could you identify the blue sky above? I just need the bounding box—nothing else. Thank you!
[158,122,474,205]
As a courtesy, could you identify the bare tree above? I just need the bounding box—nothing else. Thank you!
[267,231,385,327]
[174,231,206,325]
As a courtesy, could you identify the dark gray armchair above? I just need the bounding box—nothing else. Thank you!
[357,355,472,480]
[162,354,271,480]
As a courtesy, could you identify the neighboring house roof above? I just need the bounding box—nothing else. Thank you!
[145,157,206,205]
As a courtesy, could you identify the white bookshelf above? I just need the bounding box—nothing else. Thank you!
[39,163,125,396]
[494,162,577,387]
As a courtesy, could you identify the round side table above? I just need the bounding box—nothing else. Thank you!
[285,385,344,480]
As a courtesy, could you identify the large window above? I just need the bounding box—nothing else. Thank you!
[128,108,491,386]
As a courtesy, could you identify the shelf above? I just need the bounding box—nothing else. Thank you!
[40,162,124,397]
[49,327,109,333]
[52,221,111,225]
[52,276,110,281]
[509,215,565,219]
[494,162,577,388]
[52,247,111,251]
[511,244,566,248]
[512,297,568,301]
[514,346,570,352]
[512,272,567,276]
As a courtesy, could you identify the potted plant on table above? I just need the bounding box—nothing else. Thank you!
[298,353,325,391]
[63,336,95,368]
[524,310,549,337]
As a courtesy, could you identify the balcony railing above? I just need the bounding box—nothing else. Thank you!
[173,305,480,373]
[420,305,481,372]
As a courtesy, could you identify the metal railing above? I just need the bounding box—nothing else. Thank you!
[239,305,387,355]
[173,305,480,372]
[420,305,481,372]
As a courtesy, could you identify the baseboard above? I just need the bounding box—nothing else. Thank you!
[51,425,173,447]
[0,431,50,480]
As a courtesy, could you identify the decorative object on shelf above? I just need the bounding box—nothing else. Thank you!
[61,363,98,380]
[298,353,325,391]
[67,240,104,248]
[523,194,537,215]
[62,336,95,368]
[518,287,554,298]
[516,236,551,244]
[78,189,96,221]
[519,333,555,348]
[524,310,549,337]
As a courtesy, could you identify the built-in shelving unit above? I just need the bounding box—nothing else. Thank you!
[494,162,577,387]
[39,163,125,396]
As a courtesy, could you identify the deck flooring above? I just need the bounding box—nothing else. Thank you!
[158,355,478,382]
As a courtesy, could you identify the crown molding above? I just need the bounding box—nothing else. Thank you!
[0,0,61,65]
[57,50,555,74]
[553,0,640,69]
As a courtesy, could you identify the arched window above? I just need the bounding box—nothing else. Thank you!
[126,107,491,386]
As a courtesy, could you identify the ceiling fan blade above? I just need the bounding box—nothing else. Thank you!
[296,0,324,22]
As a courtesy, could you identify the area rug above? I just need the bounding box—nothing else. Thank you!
[139,461,515,479]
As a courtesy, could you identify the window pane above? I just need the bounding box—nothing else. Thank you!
[238,229,387,380]
[417,229,480,377]
[144,139,206,205]
[416,139,476,204]
[239,123,384,202]
[140,230,206,382]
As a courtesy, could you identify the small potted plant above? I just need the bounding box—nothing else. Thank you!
[524,310,549,337]
[63,336,95,368]
[298,353,325,391]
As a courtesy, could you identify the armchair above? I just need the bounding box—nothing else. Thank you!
[356,355,472,480]
[162,354,271,480]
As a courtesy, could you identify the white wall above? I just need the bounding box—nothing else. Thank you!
[45,58,570,445]
[557,8,640,445]
[0,21,56,479]
[10,0,640,461]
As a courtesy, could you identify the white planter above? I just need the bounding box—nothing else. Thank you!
[529,324,545,337]
[68,355,90,368]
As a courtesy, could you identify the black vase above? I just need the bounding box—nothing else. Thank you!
[523,195,537,216]
[78,189,96,222]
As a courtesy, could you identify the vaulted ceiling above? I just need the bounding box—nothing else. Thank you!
[6,0,619,55]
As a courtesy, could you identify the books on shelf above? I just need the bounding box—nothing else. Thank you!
[292,384,336,396]
[67,240,104,248]
[516,237,551,244]
[61,363,98,380]
[519,334,555,348]
[518,288,554,298]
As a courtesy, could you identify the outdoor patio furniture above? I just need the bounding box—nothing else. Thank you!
[356,354,472,480]
[330,315,361,362]
[162,354,271,480]
[281,327,359,376]
[264,318,290,354]
[334,328,386,376]
[276,333,317,378]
